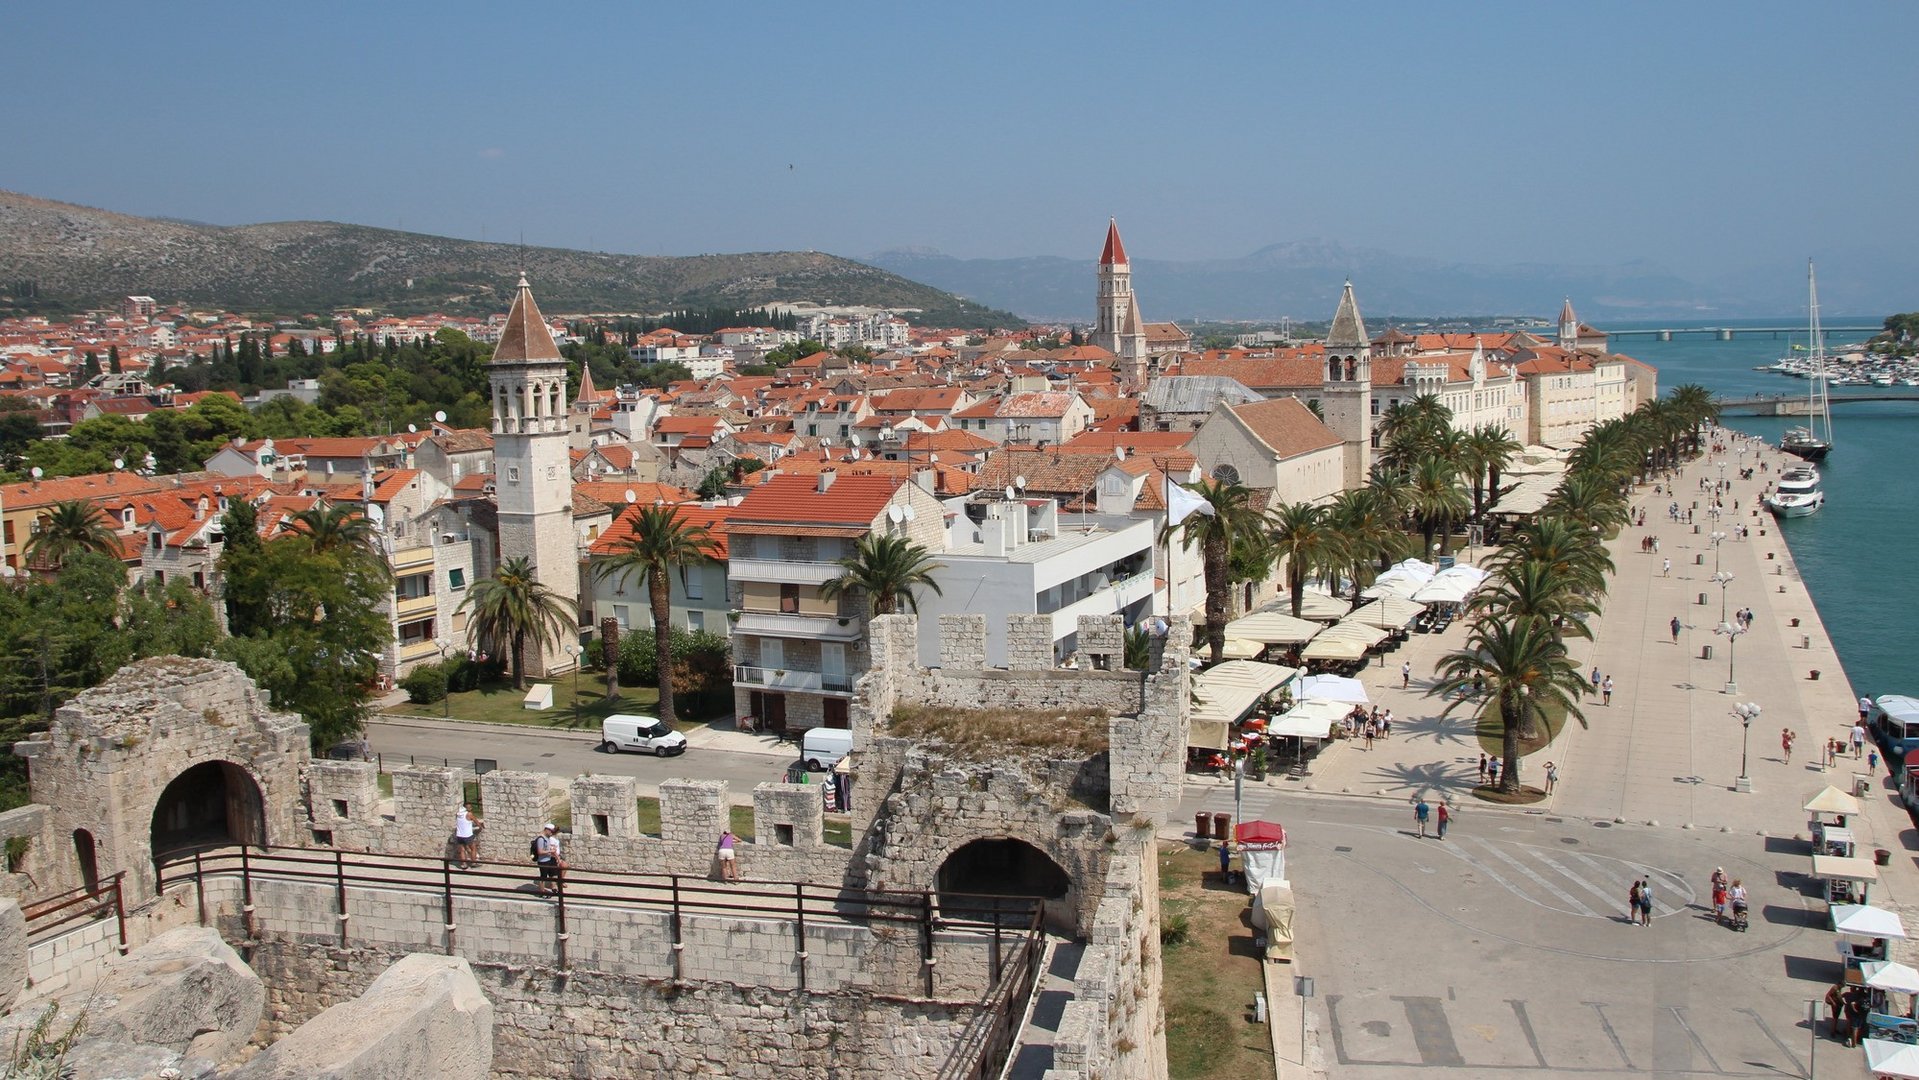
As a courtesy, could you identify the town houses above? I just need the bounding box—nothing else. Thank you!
[0,222,1653,732]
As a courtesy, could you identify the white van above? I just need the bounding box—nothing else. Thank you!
[801,727,853,771]
[600,714,688,756]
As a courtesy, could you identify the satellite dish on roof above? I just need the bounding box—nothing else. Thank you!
[434,410,447,423]
[30,466,43,479]
[886,504,903,523]
[407,423,417,433]
[624,488,637,504]
[1014,475,1027,490]
[902,505,916,521]
[850,434,862,447]
[367,504,386,525]
[1004,486,1015,500]
[1114,446,1126,461]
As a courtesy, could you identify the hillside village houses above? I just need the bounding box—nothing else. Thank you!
[0,226,1654,729]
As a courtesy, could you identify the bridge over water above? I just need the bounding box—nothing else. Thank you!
[1609,325,1878,340]
[1715,389,1919,415]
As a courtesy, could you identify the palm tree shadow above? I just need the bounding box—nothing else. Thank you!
[1363,758,1478,794]
[1395,709,1472,748]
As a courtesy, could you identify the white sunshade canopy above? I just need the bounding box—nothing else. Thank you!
[1834,903,1907,939]
[1283,589,1350,622]
[1269,699,1349,739]
[1189,660,1300,749]
[1296,673,1368,704]
[1360,576,1423,602]
[1412,567,1488,606]
[1866,1039,1919,1080]
[1221,637,1265,660]
[1806,785,1863,816]
[1814,855,1880,884]
[1866,960,1919,994]
[1321,620,1392,648]
[1225,611,1323,646]
[1300,635,1369,662]
[1347,596,1427,629]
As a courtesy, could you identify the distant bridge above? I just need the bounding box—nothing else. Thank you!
[1607,326,1879,341]
[1715,390,1919,416]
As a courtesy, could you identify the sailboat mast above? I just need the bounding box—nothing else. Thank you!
[1808,260,1830,446]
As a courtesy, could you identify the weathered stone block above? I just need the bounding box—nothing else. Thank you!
[0,898,23,1013]
[44,926,262,1063]
[230,954,491,1080]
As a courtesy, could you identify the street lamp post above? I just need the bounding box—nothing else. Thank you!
[1732,701,1761,792]
[1716,620,1748,695]
[563,643,583,709]
[1711,570,1734,623]
[1710,531,1727,575]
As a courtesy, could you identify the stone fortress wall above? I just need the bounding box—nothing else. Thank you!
[0,613,1190,1079]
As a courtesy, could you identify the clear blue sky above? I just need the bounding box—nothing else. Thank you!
[9,1,1916,284]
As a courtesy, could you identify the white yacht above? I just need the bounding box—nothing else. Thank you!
[1764,465,1824,518]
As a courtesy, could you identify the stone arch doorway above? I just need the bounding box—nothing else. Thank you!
[72,829,98,894]
[150,761,267,860]
[937,838,1074,932]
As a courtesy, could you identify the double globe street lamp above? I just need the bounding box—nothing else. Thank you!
[1716,619,1748,695]
[1732,701,1761,793]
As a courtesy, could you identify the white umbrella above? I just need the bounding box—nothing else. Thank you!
[1300,635,1368,662]
[1866,1039,1919,1079]
[1296,673,1368,704]
[1834,903,1908,939]
[1867,960,1919,994]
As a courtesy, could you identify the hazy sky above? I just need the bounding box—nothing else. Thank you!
[10,1,1916,282]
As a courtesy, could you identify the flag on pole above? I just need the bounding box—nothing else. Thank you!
[1167,483,1215,526]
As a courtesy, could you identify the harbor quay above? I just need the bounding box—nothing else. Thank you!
[1176,429,1906,1079]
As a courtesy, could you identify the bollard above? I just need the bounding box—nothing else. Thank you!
[1791,617,1800,627]
[1698,592,1708,606]
[1695,554,1705,566]
[1802,635,1811,649]
[1702,645,1713,660]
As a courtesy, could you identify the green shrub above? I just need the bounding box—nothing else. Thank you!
[1160,910,1191,947]
[400,663,448,704]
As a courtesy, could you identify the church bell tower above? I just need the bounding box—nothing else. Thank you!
[1319,280,1373,488]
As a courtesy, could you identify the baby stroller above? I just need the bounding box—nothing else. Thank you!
[1730,898,1750,932]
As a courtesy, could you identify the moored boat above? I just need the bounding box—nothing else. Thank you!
[1781,261,1834,463]
[1765,465,1824,517]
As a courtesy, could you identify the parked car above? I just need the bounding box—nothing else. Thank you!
[600,715,688,756]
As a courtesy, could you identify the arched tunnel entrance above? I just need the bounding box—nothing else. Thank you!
[150,761,267,861]
[937,838,1074,933]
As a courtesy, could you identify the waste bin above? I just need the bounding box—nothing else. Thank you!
[1701,645,1713,660]
[1195,812,1211,842]
[1695,553,1705,565]
[1213,813,1233,841]
[1877,848,1893,867]
[1697,592,1708,606]
[1854,774,1872,798]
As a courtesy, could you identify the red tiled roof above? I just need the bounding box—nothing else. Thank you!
[729,473,900,531]
[588,503,731,559]
[1099,218,1128,266]
[1224,398,1343,458]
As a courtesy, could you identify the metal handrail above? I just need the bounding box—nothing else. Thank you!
[22,872,128,955]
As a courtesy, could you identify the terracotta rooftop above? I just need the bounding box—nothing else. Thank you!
[588,503,731,559]
[729,473,901,531]
[1224,398,1344,459]
[490,276,563,365]
[1099,218,1129,266]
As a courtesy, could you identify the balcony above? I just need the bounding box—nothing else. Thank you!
[734,665,855,694]
[733,611,862,641]
[391,546,434,571]
[1049,569,1155,634]
[729,558,842,585]
[398,638,440,662]
[395,593,437,619]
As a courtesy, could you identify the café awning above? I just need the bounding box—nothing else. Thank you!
[1805,786,1863,816]
[1224,611,1322,646]
[1813,855,1880,884]
[1190,660,1299,746]
[1347,596,1427,629]
[1269,700,1348,739]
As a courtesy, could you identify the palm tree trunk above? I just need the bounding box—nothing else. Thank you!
[1501,701,1524,793]
[511,631,526,690]
[1203,538,1228,663]
[1471,478,1486,521]
[1487,467,1504,510]
[603,629,621,702]
[650,567,675,723]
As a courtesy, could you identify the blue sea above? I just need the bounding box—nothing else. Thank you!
[1612,318,1913,700]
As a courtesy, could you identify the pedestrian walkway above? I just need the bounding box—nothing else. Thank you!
[1006,939,1083,1080]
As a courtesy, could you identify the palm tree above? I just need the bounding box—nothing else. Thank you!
[1542,474,1630,535]
[593,505,716,720]
[1470,558,1598,641]
[1167,477,1267,664]
[1431,616,1588,794]
[1565,418,1644,487]
[1462,425,1522,518]
[287,504,379,555]
[1667,384,1719,455]
[1326,489,1407,608]
[1407,456,1471,555]
[24,500,121,569]
[459,556,578,691]
[1268,502,1348,620]
[1487,518,1613,599]
[820,533,944,617]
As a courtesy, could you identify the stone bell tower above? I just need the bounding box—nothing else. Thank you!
[1319,280,1373,488]
[489,275,579,676]
[1091,218,1149,389]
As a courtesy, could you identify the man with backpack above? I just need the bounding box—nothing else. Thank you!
[532,823,565,897]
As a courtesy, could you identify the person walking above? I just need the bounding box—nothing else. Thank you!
[1590,667,1602,698]
[1487,756,1502,788]
[452,804,483,870]
[1401,661,1412,690]
[1436,802,1452,840]
[1781,728,1795,765]
[1852,722,1867,759]
[1413,797,1431,838]
[1637,878,1654,927]
[1671,616,1682,644]
[1601,675,1614,707]
[1860,696,1873,725]
[716,829,741,882]
[1544,761,1560,794]
[1870,748,1881,774]
[1662,557,1671,577]
[1711,868,1729,923]
[532,824,564,897]
[1627,879,1642,924]
[1478,753,1489,784]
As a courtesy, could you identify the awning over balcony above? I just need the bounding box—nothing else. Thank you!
[733,612,863,641]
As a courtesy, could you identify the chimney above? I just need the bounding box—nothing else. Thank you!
[816,470,836,493]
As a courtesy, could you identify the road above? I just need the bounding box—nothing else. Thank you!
[365,716,800,797]
[1179,787,1864,1079]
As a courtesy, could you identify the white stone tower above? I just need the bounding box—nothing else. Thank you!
[489,275,580,676]
[1090,219,1149,388]
[1320,280,1373,488]
[1557,297,1579,351]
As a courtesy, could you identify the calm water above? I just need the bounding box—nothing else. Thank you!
[1611,319,1916,699]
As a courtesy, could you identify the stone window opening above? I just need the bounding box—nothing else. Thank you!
[592,813,610,836]
[331,799,348,818]
[775,823,795,847]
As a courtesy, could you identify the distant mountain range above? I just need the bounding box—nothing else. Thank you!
[867,241,1901,324]
[0,191,1024,326]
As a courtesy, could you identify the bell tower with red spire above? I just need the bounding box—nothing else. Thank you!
[1090,219,1149,387]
